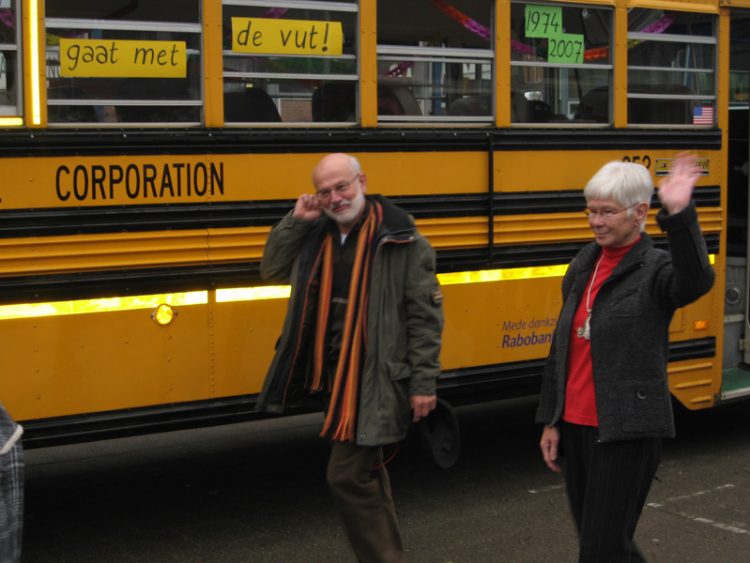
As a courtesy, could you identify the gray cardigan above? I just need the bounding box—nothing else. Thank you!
[536,203,715,442]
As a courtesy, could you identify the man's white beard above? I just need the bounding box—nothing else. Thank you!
[324,192,366,225]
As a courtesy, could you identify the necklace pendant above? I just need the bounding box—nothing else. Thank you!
[577,314,591,340]
[578,255,602,341]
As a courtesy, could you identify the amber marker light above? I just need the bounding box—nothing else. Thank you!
[694,320,709,331]
[152,303,175,326]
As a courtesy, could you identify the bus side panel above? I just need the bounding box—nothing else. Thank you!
[441,276,562,370]
[211,298,287,399]
[1,305,211,421]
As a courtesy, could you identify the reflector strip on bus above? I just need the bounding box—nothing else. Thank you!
[0,117,23,127]
[437,264,568,286]
[0,291,207,320]
[436,253,714,288]
[28,0,42,125]
[0,255,717,319]
[216,286,291,302]
[214,267,567,302]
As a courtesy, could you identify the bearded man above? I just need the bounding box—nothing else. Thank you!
[257,153,443,563]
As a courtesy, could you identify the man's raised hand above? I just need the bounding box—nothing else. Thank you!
[293,193,323,221]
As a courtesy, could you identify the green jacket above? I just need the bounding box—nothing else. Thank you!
[256,195,444,446]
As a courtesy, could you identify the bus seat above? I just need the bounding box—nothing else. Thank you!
[511,91,554,123]
[628,84,692,124]
[527,100,553,122]
[310,82,424,120]
[511,90,528,121]
[377,84,421,116]
[46,84,99,123]
[116,78,197,122]
[447,95,491,116]
[48,104,99,123]
[224,89,282,122]
[576,86,609,122]
[312,82,356,121]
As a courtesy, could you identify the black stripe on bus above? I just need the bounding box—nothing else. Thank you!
[668,337,717,363]
[21,394,269,448]
[436,233,720,272]
[0,234,720,304]
[0,127,722,157]
[0,187,721,238]
[438,335,716,405]
[20,335,715,447]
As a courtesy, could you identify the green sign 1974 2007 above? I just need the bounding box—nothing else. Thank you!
[524,5,584,65]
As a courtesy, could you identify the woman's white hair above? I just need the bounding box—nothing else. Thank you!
[583,161,654,210]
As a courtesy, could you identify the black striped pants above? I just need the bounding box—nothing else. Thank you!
[561,422,661,563]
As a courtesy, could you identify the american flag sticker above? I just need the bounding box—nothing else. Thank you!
[693,105,714,125]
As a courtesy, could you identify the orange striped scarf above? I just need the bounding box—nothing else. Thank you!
[308,201,382,442]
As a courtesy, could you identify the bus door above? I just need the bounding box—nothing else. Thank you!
[723,8,750,401]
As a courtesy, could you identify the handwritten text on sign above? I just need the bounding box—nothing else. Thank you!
[548,34,584,64]
[231,17,343,56]
[524,5,584,65]
[60,39,187,78]
[525,5,562,38]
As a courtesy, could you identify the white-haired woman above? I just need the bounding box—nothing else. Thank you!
[536,154,715,562]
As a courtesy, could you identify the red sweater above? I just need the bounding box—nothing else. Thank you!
[563,239,639,427]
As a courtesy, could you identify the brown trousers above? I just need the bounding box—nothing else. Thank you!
[326,441,403,563]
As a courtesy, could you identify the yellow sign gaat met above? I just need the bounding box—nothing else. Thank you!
[60,38,187,78]
[231,17,343,56]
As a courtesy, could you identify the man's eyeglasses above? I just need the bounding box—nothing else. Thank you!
[316,174,360,201]
[584,203,639,219]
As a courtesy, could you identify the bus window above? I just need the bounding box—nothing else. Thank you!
[377,0,493,123]
[45,0,202,126]
[728,10,750,259]
[0,0,21,123]
[627,10,717,126]
[730,10,750,105]
[510,2,613,125]
[222,1,358,125]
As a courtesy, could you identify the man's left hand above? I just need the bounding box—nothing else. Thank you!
[410,395,437,422]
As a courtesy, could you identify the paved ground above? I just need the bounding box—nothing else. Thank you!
[20,396,750,562]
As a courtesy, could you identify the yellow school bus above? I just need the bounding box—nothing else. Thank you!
[0,0,748,448]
